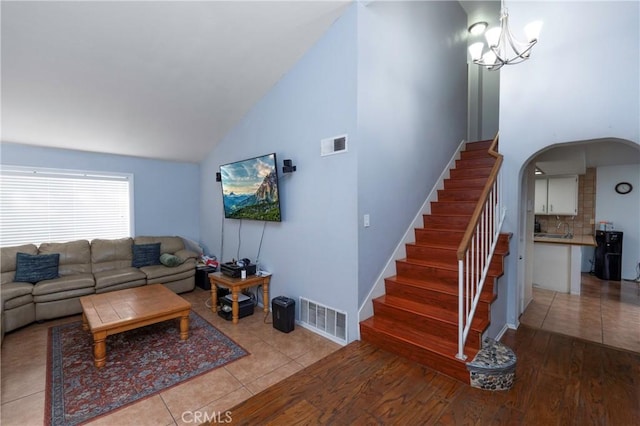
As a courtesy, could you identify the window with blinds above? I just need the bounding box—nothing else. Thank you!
[0,166,133,247]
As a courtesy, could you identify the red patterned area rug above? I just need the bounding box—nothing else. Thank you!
[45,311,248,426]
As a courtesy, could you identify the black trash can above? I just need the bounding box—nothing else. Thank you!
[272,296,295,333]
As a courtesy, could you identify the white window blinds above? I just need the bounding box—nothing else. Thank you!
[0,166,133,247]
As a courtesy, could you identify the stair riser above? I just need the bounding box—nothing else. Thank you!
[396,260,457,281]
[372,299,482,349]
[406,245,507,272]
[455,157,495,169]
[430,202,477,215]
[415,229,464,246]
[396,259,505,279]
[460,149,491,160]
[414,230,510,254]
[444,177,488,189]
[437,189,482,201]
[384,279,491,318]
[465,140,493,151]
[423,215,470,229]
[360,323,471,383]
[406,245,457,264]
[449,167,492,179]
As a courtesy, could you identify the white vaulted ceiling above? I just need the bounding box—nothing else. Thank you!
[1,1,350,162]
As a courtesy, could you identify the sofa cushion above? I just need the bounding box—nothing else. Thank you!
[159,253,184,267]
[132,243,161,268]
[32,273,95,297]
[139,259,195,281]
[1,244,38,285]
[91,237,134,273]
[32,285,95,304]
[14,252,60,283]
[39,240,92,275]
[94,267,147,290]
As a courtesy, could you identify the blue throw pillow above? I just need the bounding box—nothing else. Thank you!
[14,252,60,283]
[132,243,161,268]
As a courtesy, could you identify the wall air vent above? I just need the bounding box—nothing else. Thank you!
[299,297,347,345]
[320,134,348,157]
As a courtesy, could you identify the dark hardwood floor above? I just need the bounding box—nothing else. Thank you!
[220,325,640,425]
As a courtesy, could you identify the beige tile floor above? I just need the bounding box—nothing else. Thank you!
[520,273,640,353]
[0,287,342,426]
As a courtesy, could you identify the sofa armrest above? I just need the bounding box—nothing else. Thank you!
[174,249,199,261]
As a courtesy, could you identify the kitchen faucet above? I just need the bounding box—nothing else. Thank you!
[556,220,572,238]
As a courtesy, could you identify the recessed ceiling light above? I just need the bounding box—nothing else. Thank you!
[468,21,488,36]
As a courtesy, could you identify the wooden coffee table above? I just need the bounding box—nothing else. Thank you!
[79,284,191,368]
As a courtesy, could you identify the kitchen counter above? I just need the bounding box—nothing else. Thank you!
[533,234,596,246]
[533,235,595,295]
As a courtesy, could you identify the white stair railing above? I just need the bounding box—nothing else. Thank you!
[456,134,505,361]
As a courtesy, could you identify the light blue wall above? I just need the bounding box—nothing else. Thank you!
[596,164,640,280]
[499,1,640,325]
[199,5,359,339]
[0,142,200,241]
[356,1,468,304]
[200,1,470,340]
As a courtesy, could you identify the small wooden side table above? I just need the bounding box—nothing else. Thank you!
[208,272,271,324]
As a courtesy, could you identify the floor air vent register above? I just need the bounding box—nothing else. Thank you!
[299,297,347,344]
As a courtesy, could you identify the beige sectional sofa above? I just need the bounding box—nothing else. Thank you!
[1,236,199,338]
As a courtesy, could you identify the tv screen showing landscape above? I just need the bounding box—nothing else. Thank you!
[219,153,281,222]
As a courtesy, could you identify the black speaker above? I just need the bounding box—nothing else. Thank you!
[272,296,295,333]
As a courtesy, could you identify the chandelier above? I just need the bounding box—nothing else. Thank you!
[468,0,542,71]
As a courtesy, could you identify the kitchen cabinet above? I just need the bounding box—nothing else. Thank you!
[533,242,583,294]
[534,176,578,215]
[534,179,548,214]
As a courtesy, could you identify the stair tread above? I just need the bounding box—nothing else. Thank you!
[376,294,489,331]
[360,316,479,360]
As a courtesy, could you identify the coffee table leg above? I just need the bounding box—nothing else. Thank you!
[82,312,88,331]
[93,331,107,368]
[180,312,190,340]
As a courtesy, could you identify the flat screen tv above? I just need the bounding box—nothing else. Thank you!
[219,153,282,222]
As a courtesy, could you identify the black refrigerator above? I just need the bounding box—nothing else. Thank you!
[594,231,623,281]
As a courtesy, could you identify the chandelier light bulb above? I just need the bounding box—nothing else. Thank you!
[524,21,543,42]
[468,42,485,61]
[485,27,501,47]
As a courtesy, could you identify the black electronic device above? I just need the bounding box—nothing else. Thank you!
[594,230,623,281]
[195,266,217,290]
[220,260,257,278]
[272,296,295,333]
[218,294,254,321]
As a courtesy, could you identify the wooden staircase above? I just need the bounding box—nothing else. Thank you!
[360,139,511,383]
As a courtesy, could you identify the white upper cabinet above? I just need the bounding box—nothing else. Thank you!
[535,176,578,216]
[534,179,548,214]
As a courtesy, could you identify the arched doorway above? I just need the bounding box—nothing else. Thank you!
[517,138,640,352]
